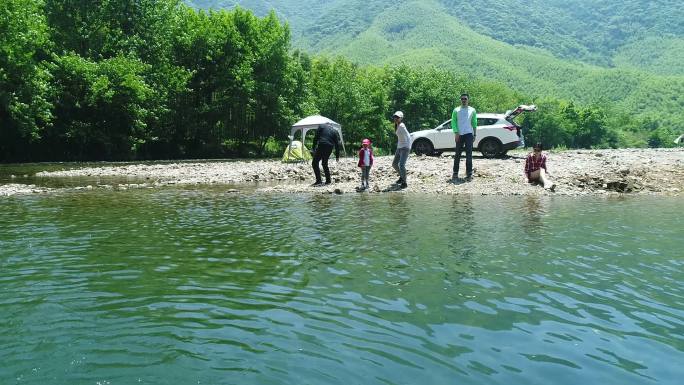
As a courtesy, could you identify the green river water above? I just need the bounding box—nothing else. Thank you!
[0,185,682,385]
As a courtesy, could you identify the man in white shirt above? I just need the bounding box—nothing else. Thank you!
[392,111,410,189]
[451,93,477,182]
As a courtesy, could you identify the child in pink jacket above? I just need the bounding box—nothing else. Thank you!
[357,138,374,190]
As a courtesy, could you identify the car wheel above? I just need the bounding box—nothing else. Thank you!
[479,138,502,158]
[413,139,434,156]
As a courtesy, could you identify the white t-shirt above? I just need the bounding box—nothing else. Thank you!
[396,122,411,149]
[455,106,476,135]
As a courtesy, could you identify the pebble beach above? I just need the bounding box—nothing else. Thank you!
[2,148,682,197]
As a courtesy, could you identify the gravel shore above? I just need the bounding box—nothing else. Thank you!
[3,148,682,197]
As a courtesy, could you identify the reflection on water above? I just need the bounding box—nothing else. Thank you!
[0,191,682,385]
[520,195,549,236]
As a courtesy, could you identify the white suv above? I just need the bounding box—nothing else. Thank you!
[410,105,537,158]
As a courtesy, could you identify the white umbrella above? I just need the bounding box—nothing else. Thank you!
[287,115,346,161]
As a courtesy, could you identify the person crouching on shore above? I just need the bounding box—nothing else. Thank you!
[525,142,556,191]
[357,138,374,190]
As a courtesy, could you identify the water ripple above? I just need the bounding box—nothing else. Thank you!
[1,192,682,384]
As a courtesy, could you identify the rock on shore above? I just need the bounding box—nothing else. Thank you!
[0,184,52,196]
[15,148,684,196]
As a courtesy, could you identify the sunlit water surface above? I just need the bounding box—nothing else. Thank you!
[0,189,682,385]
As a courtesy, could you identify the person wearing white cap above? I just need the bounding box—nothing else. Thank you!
[392,111,410,189]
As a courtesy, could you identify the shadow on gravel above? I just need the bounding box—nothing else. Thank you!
[381,184,406,192]
[445,152,525,160]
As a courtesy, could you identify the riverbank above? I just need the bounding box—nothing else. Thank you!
[2,148,682,196]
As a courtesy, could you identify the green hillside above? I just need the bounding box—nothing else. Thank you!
[326,1,684,116]
[191,0,684,70]
[191,0,684,127]
[613,36,684,76]
[437,0,684,68]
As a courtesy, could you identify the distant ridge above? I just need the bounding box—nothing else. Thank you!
[188,0,684,125]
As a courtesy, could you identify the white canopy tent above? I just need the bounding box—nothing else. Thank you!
[675,134,684,145]
[288,115,346,160]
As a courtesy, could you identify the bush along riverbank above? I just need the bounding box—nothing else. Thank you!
[0,148,678,197]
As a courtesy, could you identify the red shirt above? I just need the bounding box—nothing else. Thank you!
[358,147,374,167]
[524,153,547,176]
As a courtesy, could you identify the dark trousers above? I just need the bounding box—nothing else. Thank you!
[453,133,473,177]
[312,144,333,183]
[360,166,371,187]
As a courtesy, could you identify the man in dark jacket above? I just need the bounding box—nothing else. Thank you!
[311,123,341,186]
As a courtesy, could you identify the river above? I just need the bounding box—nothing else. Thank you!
[0,189,682,384]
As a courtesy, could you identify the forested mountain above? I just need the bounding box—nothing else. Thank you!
[189,0,684,70]
[191,0,684,126]
[439,0,684,69]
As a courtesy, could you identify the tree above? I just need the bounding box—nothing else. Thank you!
[574,106,612,148]
[307,56,392,149]
[521,99,573,148]
[46,54,154,160]
[246,10,296,153]
[0,0,53,161]
[44,0,190,159]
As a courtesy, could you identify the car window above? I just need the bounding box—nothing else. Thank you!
[477,118,499,126]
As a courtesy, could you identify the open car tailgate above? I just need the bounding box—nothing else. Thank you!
[505,104,537,120]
